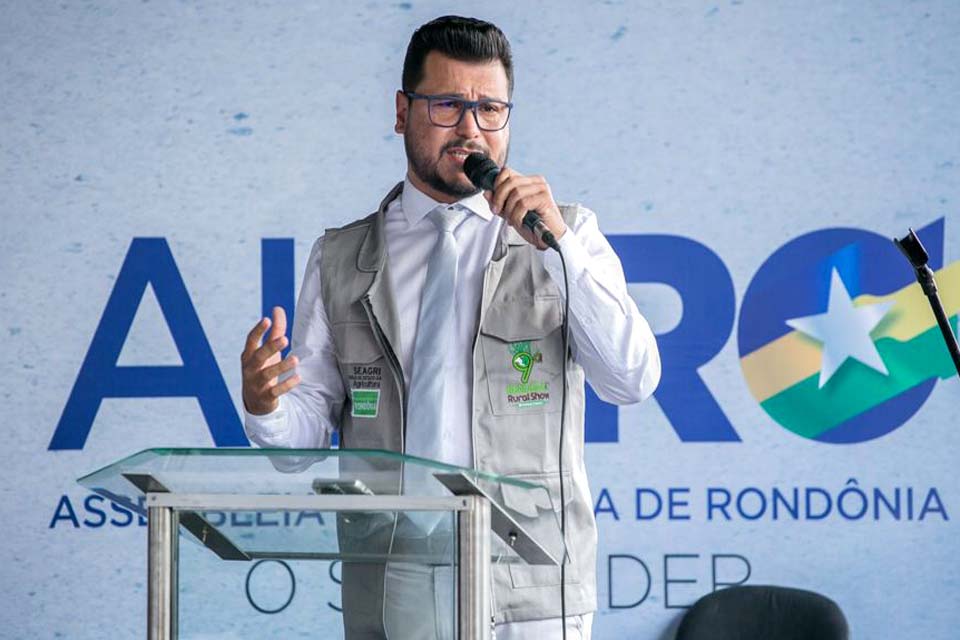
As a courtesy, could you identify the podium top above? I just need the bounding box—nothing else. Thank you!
[78,448,566,565]
[79,446,547,494]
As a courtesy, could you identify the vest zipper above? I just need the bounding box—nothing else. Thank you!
[360,295,406,621]
[360,296,406,452]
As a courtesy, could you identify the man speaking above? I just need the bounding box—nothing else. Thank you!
[241,15,660,640]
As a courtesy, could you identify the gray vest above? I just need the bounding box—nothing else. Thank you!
[320,183,596,632]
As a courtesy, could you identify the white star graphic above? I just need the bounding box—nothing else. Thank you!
[785,268,894,388]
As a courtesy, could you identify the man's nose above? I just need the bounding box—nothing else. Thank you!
[454,105,481,137]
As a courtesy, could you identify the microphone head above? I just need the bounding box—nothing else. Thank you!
[463,152,500,191]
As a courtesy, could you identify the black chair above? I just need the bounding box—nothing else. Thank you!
[675,585,849,640]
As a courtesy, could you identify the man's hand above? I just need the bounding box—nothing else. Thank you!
[484,167,567,250]
[241,306,301,415]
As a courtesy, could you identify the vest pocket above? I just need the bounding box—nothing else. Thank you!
[332,322,385,364]
[499,471,580,587]
[479,297,564,416]
[332,322,389,427]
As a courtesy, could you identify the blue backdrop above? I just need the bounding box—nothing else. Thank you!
[2,1,958,638]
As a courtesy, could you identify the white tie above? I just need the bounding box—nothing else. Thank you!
[403,205,468,531]
[406,205,468,463]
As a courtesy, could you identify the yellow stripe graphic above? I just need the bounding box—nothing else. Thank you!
[741,261,960,403]
[859,261,960,341]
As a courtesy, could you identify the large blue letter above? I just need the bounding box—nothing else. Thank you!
[585,235,739,443]
[262,238,296,358]
[49,238,246,449]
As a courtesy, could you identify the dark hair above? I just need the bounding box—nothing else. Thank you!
[402,16,514,97]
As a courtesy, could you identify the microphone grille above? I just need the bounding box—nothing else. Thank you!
[463,153,499,190]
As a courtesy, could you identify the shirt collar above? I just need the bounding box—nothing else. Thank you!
[400,176,494,227]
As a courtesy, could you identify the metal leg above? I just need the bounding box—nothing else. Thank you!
[457,496,491,640]
[148,505,179,640]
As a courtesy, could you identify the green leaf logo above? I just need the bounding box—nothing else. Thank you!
[510,341,542,384]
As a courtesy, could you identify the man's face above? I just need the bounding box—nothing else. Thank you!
[395,51,510,202]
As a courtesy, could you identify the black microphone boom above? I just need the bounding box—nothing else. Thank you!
[463,153,560,251]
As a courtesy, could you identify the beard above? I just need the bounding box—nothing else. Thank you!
[404,132,508,199]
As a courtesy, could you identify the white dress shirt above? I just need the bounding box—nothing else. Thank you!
[244,177,661,469]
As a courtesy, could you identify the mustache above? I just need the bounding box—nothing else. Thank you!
[440,140,488,156]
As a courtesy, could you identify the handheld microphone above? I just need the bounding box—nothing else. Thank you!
[463,153,560,251]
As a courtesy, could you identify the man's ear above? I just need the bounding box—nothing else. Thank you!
[394,90,408,134]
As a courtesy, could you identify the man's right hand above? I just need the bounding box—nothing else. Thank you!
[241,306,301,415]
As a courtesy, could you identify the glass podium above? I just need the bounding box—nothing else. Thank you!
[78,448,565,640]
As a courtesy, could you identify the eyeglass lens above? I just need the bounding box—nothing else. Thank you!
[428,98,510,130]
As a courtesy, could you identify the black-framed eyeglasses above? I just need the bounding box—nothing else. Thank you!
[403,91,513,131]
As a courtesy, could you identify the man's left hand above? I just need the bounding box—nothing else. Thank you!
[484,167,567,250]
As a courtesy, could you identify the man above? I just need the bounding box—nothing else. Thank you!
[241,15,660,640]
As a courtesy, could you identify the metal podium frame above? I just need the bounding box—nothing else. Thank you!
[79,449,564,640]
[144,492,492,640]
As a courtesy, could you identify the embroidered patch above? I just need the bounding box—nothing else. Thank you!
[351,389,380,418]
[349,364,382,389]
[505,341,549,408]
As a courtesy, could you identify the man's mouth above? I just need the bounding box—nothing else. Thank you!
[444,147,482,162]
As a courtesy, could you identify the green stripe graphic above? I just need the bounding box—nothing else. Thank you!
[760,317,958,438]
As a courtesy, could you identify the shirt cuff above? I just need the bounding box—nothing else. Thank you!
[244,395,292,446]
